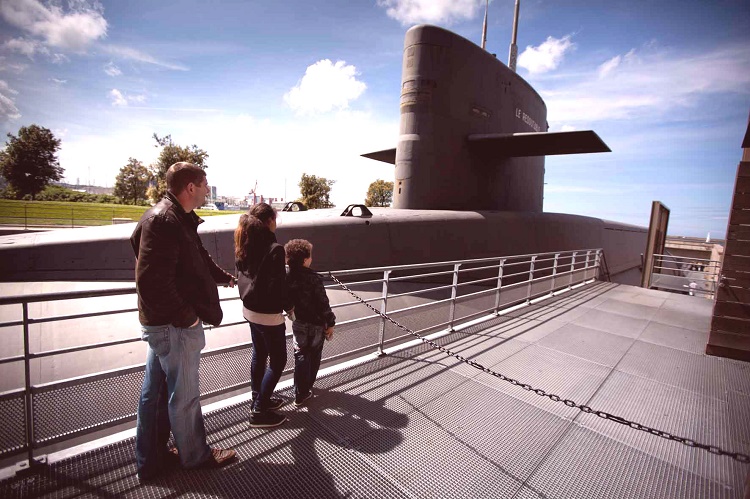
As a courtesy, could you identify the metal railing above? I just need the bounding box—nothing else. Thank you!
[0,248,604,467]
[647,253,721,298]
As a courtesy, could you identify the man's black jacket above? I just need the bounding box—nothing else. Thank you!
[131,192,232,327]
[286,265,336,328]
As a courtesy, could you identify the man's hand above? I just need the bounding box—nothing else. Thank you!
[191,317,201,327]
[325,326,334,341]
[226,276,237,288]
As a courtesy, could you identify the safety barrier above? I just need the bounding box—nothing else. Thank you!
[0,248,603,467]
[648,253,721,298]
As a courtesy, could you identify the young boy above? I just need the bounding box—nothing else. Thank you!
[284,239,335,406]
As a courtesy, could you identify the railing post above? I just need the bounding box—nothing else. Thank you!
[448,263,461,330]
[551,253,560,294]
[584,250,591,281]
[494,259,506,315]
[71,207,74,228]
[24,204,28,230]
[21,302,37,468]
[594,250,601,281]
[569,252,577,289]
[376,270,391,356]
[526,256,537,303]
[648,254,655,288]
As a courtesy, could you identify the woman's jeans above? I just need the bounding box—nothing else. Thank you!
[249,322,287,412]
[136,323,211,476]
[292,321,325,397]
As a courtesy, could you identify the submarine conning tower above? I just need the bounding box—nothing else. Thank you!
[395,25,548,212]
[361,25,609,211]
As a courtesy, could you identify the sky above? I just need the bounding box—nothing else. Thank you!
[0,0,749,238]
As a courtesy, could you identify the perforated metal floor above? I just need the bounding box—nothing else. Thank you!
[2,282,748,498]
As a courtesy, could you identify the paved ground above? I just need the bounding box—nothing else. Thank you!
[1,281,748,498]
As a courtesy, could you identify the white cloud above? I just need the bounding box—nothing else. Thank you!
[51,77,66,84]
[284,60,366,115]
[0,56,28,73]
[0,0,107,53]
[0,80,21,121]
[103,61,121,76]
[540,43,750,126]
[3,37,44,58]
[127,94,146,104]
[597,55,620,79]
[108,88,147,106]
[377,0,483,25]
[518,35,575,75]
[109,88,126,106]
[103,45,188,71]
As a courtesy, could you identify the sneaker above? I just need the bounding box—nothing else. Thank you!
[251,395,285,411]
[249,410,287,428]
[199,447,237,468]
[294,389,313,407]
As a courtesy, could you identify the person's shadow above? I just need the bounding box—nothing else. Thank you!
[134,386,408,498]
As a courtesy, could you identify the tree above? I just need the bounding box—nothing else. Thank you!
[365,179,393,207]
[298,173,335,209]
[149,133,209,202]
[0,125,63,200]
[114,158,152,205]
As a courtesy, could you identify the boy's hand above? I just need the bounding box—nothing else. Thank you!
[325,326,334,341]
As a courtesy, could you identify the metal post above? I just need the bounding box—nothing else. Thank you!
[71,207,74,228]
[494,259,506,315]
[569,252,577,289]
[22,302,35,467]
[594,250,601,281]
[448,263,461,330]
[584,251,591,281]
[24,205,28,230]
[551,253,559,293]
[526,256,537,303]
[376,270,391,356]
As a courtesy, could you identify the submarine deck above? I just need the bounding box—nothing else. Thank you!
[1,281,748,499]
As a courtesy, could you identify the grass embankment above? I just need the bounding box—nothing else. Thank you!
[0,199,243,227]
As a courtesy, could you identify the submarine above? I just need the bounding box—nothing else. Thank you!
[0,23,646,284]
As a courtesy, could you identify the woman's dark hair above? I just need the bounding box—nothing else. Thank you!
[284,239,312,268]
[234,203,277,270]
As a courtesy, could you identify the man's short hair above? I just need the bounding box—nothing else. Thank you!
[166,162,206,195]
[285,239,312,268]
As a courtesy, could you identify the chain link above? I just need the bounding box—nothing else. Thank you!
[328,272,750,464]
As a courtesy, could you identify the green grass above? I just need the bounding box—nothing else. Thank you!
[0,199,244,227]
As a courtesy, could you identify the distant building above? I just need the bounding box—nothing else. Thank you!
[56,182,114,195]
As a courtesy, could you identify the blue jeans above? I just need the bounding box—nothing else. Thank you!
[249,322,288,412]
[292,322,325,397]
[136,323,211,476]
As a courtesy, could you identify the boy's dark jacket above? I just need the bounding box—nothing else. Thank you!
[286,265,336,328]
[237,230,293,314]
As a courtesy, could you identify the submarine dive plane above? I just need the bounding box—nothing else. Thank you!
[0,23,646,284]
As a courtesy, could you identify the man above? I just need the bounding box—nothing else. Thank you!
[131,162,236,481]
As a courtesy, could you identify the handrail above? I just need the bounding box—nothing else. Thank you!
[0,247,605,467]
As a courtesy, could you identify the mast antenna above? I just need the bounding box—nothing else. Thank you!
[508,0,520,71]
[481,0,488,50]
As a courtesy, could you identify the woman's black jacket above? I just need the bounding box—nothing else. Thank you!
[236,230,293,314]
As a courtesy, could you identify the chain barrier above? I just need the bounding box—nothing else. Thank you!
[328,272,750,464]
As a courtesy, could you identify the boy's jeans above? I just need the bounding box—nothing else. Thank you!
[136,323,211,475]
[292,321,325,397]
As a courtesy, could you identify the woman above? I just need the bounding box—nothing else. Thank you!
[235,203,293,428]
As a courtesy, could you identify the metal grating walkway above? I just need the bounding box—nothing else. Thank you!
[2,281,749,498]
